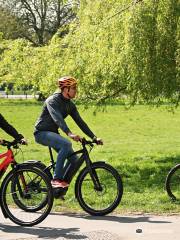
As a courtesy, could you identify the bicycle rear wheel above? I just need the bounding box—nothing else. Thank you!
[165,164,180,201]
[75,162,123,216]
[0,165,53,226]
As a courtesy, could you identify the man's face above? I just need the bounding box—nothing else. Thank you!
[66,84,77,98]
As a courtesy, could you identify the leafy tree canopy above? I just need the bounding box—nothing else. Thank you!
[0,0,179,106]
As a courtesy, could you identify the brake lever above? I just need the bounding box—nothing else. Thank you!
[1,140,10,147]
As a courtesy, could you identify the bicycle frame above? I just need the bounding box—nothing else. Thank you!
[48,143,91,175]
[48,140,103,190]
[0,142,29,199]
[0,148,15,179]
[48,140,91,165]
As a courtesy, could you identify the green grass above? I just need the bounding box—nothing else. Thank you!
[0,99,180,214]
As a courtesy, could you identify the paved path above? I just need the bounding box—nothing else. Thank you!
[0,211,179,240]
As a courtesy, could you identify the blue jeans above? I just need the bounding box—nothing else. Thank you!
[34,131,77,180]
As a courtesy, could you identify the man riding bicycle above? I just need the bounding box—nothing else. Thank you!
[0,113,27,144]
[34,76,103,188]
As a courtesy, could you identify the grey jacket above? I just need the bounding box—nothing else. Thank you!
[34,93,95,139]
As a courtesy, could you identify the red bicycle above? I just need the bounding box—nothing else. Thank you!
[0,139,53,226]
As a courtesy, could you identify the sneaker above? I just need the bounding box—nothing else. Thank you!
[51,179,69,188]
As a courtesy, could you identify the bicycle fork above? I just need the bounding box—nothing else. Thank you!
[86,159,103,191]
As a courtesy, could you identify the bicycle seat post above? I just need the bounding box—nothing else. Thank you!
[48,147,55,171]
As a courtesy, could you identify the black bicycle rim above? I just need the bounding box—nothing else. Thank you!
[75,163,123,216]
[165,164,180,201]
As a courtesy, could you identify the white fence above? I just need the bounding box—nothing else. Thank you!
[0,91,38,99]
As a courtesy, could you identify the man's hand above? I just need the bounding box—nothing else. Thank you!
[68,132,82,142]
[94,137,103,145]
[20,138,28,145]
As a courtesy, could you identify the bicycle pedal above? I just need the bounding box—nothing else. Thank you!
[54,193,65,200]
[59,195,65,201]
[53,187,67,199]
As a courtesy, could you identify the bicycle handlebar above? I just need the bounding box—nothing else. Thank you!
[0,139,24,149]
[81,138,99,146]
[1,138,99,149]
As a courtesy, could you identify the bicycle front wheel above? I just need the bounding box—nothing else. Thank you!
[165,164,180,201]
[75,162,123,216]
[0,165,53,226]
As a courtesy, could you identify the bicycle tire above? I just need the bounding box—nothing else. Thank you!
[0,165,53,226]
[75,162,123,216]
[165,164,180,201]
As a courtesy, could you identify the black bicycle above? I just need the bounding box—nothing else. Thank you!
[165,164,180,201]
[0,140,54,226]
[15,138,123,216]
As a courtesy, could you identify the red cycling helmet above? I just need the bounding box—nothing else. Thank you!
[58,76,77,89]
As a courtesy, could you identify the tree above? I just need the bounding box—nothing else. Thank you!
[0,0,79,46]
[0,7,26,40]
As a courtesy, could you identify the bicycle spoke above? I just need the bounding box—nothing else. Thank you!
[13,172,48,208]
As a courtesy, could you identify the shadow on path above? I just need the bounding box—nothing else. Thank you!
[0,224,87,239]
[51,212,171,224]
[0,213,172,239]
